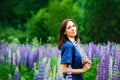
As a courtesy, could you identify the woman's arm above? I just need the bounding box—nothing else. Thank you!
[60,63,90,74]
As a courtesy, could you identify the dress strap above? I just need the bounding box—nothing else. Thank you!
[72,41,88,63]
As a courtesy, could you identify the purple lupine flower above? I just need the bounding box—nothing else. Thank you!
[45,47,52,58]
[13,53,16,65]
[25,45,32,71]
[0,40,2,54]
[38,48,44,59]
[34,70,39,80]
[51,48,61,58]
[46,58,52,79]
[110,43,117,63]
[106,42,111,55]
[34,58,48,80]
[8,49,12,65]
[97,53,110,80]
[30,48,40,69]
[87,42,93,60]
[98,44,107,60]
[109,55,113,80]
[0,54,4,64]
[112,53,120,80]
[15,48,21,69]
[56,56,63,78]
[21,45,26,63]
[33,62,39,80]
[96,44,103,59]
[14,66,20,80]
[83,45,89,57]
[39,47,46,58]
[91,42,98,60]
[58,76,65,80]
[32,48,40,64]
[1,44,9,58]
[21,45,29,65]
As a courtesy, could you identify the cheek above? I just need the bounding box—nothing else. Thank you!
[75,28,77,32]
[65,31,70,36]
[64,30,69,35]
[65,29,69,32]
[75,27,77,31]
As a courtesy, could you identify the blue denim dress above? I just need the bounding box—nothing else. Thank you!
[60,41,84,80]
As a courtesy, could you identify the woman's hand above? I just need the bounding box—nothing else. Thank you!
[83,59,92,70]
[83,59,92,64]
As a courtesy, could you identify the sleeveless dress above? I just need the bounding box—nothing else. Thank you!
[60,41,84,80]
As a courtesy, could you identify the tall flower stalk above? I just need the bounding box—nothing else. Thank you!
[97,53,110,80]
[14,66,20,80]
[112,53,120,80]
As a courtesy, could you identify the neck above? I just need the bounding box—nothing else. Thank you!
[68,37,75,43]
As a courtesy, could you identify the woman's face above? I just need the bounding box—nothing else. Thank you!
[64,21,77,38]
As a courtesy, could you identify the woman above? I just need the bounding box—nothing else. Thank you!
[58,19,92,80]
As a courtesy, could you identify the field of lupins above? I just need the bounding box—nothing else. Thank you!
[0,41,120,80]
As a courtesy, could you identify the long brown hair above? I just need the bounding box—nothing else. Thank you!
[58,19,78,50]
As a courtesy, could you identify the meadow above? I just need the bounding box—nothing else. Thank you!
[0,41,120,80]
[0,0,120,80]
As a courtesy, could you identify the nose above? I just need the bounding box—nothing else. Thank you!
[71,27,75,31]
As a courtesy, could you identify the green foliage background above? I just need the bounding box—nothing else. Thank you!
[0,0,120,44]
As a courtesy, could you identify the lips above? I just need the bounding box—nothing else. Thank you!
[71,32,76,34]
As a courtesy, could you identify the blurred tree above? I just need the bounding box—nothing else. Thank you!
[26,0,81,44]
[81,0,120,43]
[0,0,49,29]
[0,0,49,43]
[0,0,120,44]
[25,8,49,43]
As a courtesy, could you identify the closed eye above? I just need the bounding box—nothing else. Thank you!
[67,26,71,29]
